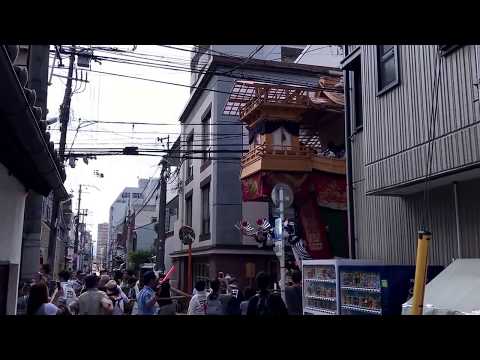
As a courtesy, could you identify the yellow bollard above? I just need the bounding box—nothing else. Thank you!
[410,231,432,315]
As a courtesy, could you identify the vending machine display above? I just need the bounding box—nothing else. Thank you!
[302,259,380,315]
[303,264,337,315]
[338,265,443,315]
[340,270,382,315]
[302,260,443,316]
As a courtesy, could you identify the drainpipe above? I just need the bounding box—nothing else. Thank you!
[453,182,461,259]
[343,46,356,259]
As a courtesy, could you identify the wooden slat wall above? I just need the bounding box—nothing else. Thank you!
[353,178,480,265]
[357,45,480,193]
[350,45,480,265]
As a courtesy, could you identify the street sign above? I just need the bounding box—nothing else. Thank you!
[179,225,195,245]
[271,183,294,208]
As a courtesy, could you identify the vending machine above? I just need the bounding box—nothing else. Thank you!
[302,260,443,315]
[339,265,443,315]
[302,259,381,315]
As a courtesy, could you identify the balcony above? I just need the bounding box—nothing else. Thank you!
[240,144,346,179]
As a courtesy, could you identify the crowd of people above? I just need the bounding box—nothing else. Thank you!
[17,264,304,316]
[183,270,303,316]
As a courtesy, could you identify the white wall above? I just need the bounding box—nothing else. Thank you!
[0,162,27,314]
[179,87,215,250]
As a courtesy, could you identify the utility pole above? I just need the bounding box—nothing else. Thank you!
[279,188,286,302]
[125,209,134,269]
[74,184,82,270]
[155,159,169,273]
[47,48,76,273]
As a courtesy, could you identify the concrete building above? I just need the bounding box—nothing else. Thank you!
[107,178,159,270]
[168,48,344,291]
[96,223,109,270]
[190,45,343,88]
[16,45,72,283]
[190,45,308,88]
[0,45,67,314]
[341,45,480,265]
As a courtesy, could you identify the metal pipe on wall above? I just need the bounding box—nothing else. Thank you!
[453,182,462,259]
[343,45,356,259]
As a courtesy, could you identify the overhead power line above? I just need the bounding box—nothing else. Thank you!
[221,45,265,75]
[53,46,344,93]
[59,119,244,126]
[50,65,233,95]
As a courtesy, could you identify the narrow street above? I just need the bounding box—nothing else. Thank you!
[2,45,480,316]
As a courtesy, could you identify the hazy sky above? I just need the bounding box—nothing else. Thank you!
[47,45,192,246]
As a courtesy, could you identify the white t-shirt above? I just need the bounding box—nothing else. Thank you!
[187,291,207,315]
[36,303,59,315]
[61,281,77,307]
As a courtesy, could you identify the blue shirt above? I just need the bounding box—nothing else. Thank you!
[137,286,156,315]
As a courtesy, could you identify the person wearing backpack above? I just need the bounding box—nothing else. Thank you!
[206,279,224,315]
[106,280,127,315]
[247,272,288,316]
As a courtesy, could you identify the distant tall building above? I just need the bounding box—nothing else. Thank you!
[107,178,159,270]
[96,223,109,270]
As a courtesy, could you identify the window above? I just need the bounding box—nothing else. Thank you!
[201,183,210,239]
[377,45,400,94]
[165,209,171,233]
[281,47,304,63]
[185,194,193,227]
[193,263,210,288]
[186,133,194,181]
[201,109,211,165]
[121,192,130,198]
[42,197,52,223]
[167,208,177,232]
[132,193,143,199]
